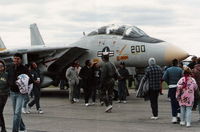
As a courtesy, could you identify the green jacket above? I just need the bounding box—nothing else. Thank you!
[0,72,9,95]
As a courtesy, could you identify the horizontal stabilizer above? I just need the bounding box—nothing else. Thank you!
[30,23,45,46]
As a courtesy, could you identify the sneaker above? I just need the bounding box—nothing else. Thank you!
[85,103,89,107]
[117,100,121,103]
[27,104,31,112]
[100,101,104,106]
[73,98,77,102]
[186,122,191,127]
[105,105,112,112]
[171,117,177,124]
[150,116,159,120]
[22,108,27,114]
[38,109,44,114]
[26,109,30,114]
[19,130,27,132]
[73,98,80,102]
[123,100,127,104]
[180,121,185,126]
[75,99,79,102]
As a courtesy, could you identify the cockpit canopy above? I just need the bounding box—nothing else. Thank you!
[87,24,163,43]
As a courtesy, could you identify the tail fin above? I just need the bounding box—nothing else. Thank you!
[30,23,45,46]
[0,37,6,51]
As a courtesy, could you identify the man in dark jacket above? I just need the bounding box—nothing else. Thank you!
[118,62,129,103]
[163,59,182,123]
[79,60,92,106]
[100,54,119,112]
[188,56,197,70]
[7,53,32,132]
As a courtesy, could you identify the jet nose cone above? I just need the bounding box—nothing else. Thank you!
[165,44,189,64]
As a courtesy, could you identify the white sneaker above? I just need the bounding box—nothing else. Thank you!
[171,117,177,123]
[26,109,30,114]
[85,103,89,107]
[76,99,79,102]
[73,98,77,102]
[19,130,27,132]
[123,100,127,104]
[117,100,121,103]
[27,104,31,112]
[22,108,26,114]
[186,122,191,127]
[38,109,44,114]
[180,121,185,126]
[105,105,112,112]
[150,116,159,120]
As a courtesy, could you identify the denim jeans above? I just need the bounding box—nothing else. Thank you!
[23,93,29,108]
[10,92,26,132]
[180,106,192,123]
[198,101,200,115]
[168,88,180,117]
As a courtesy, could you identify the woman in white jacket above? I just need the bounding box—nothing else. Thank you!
[66,62,79,103]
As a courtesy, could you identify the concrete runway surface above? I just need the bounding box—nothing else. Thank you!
[3,88,200,132]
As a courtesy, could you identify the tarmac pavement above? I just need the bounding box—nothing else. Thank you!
[3,88,200,132]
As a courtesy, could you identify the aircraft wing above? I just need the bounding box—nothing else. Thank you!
[0,46,88,70]
[47,47,87,73]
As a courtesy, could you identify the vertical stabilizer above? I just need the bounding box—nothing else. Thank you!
[30,23,45,46]
[0,37,6,50]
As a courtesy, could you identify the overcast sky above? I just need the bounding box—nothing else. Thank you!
[0,0,200,56]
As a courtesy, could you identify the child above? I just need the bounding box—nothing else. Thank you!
[176,67,197,127]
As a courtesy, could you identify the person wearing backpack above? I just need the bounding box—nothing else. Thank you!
[7,53,33,132]
[0,60,8,132]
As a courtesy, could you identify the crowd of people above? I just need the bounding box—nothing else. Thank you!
[1,52,200,131]
[0,53,43,132]
[65,53,130,112]
[141,56,200,128]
